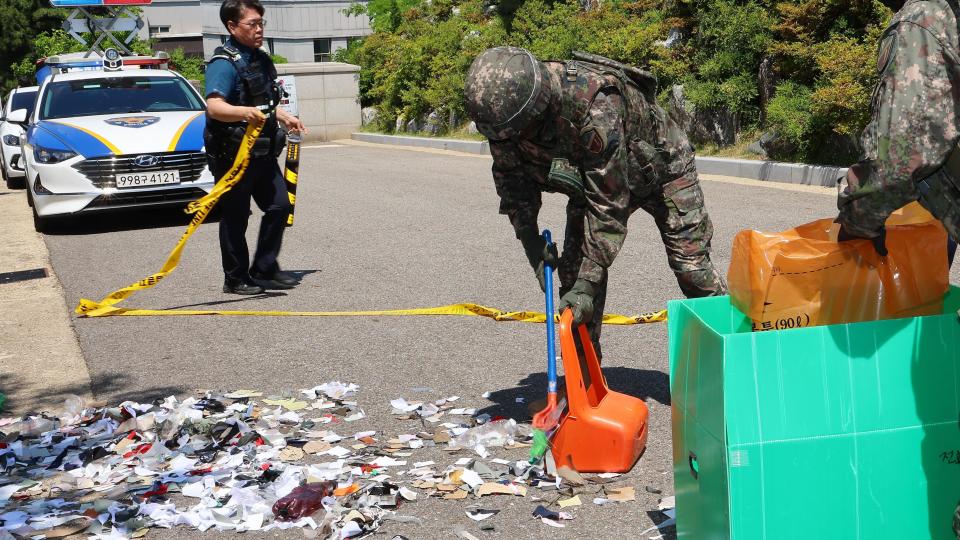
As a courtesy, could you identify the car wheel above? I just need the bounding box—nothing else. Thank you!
[1,155,11,189]
[5,173,25,190]
[32,202,48,233]
[27,186,52,233]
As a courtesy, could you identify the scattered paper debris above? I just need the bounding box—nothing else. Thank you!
[532,505,574,527]
[0,385,643,540]
[606,486,636,502]
[466,509,499,521]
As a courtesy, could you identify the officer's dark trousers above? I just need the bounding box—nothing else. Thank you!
[211,156,291,282]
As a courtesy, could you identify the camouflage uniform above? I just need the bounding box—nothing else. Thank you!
[836,3,960,538]
[838,0,960,242]
[469,48,727,355]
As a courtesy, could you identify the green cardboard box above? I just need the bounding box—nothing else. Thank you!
[668,288,960,539]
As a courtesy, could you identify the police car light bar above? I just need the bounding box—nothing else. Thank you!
[36,50,169,84]
[41,52,168,69]
[50,0,152,6]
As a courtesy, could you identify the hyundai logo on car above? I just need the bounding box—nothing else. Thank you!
[134,155,160,168]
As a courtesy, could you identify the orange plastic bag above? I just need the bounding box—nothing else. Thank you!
[728,203,949,331]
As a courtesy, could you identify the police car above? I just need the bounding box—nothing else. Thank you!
[10,49,215,232]
[0,86,38,188]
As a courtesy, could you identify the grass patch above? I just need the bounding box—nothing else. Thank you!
[358,126,488,141]
[695,129,766,161]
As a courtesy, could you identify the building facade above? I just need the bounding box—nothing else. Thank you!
[140,0,372,61]
[141,0,205,55]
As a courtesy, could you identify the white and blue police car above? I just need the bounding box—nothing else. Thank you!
[1,85,38,189]
[10,49,214,232]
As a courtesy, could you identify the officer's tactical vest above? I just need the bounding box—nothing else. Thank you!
[204,42,282,160]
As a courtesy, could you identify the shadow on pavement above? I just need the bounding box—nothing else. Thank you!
[478,367,671,421]
[0,372,187,415]
[42,205,222,235]
[165,291,288,310]
[286,269,320,280]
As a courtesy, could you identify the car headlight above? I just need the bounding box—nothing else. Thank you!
[2,135,19,146]
[34,145,77,164]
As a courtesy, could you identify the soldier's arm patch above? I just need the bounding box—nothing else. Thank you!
[581,126,606,154]
[877,30,897,75]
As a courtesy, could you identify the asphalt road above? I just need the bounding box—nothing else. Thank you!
[37,142,956,539]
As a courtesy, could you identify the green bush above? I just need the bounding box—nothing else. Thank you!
[765,81,813,158]
[341,0,892,164]
[168,47,205,84]
[9,28,155,87]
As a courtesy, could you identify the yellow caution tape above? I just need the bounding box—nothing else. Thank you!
[74,121,667,326]
[75,298,666,324]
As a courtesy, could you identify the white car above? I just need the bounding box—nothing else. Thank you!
[0,86,38,188]
[12,54,214,232]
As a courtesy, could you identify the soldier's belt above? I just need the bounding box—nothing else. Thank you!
[74,126,666,326]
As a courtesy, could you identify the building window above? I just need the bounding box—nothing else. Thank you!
[149,25,170,35]
[220,35,227,45]
[267,38,275,55]
[313,38,331,62]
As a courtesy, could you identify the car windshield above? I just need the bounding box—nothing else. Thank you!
[39,76,204,120]
[9,90,37,117]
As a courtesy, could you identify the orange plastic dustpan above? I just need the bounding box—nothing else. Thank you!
[550,309,649,473]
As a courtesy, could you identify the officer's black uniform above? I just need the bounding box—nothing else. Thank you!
[204,38,290,288]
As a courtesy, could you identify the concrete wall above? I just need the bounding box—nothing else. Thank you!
[277,62,361,141]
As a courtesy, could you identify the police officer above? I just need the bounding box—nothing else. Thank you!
[205,0,306,295]
[464,47,727,357]
[837,0,960,258]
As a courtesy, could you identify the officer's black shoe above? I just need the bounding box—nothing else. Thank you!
[250,269,298,289]
[223,279,265,295]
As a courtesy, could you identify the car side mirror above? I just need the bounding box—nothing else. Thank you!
[7,109,27,124]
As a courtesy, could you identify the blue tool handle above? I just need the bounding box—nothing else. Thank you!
[542,230,557,394]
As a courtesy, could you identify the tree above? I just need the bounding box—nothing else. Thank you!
[8,23,154,90]
[344,0,422,32]
[0,0,65,91]
[169,47,205,82]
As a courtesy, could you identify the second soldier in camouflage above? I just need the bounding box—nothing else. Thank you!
[464,46,727,357]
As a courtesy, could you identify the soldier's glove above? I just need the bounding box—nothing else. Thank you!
[837,223,888,257]
[519,228,559,292]
[558,279,597,325]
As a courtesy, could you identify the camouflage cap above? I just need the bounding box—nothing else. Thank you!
[464,46,552,141]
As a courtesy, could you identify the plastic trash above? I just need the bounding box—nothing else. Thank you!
[272,481,337,521]
[528,429,550,463]
[728,202,949,330]
[59,395,87,424]
[20,417,58,437]
[451,419,519,450]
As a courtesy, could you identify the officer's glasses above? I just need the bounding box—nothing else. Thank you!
[237,19,266,29]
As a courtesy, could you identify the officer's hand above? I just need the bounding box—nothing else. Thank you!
[558,279,597,325]
[278,109,307,134]
[242,107,266,126]
[837,223,888,257]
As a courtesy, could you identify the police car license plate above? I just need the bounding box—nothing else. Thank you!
[116,170,180,188]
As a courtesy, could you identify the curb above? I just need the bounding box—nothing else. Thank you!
[351,132,489,154]
[696,157,846,188]
[351,132,847,187]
